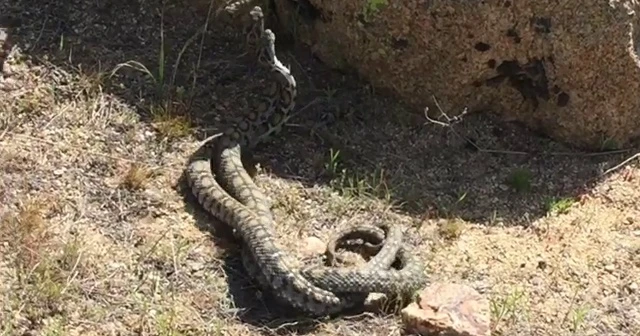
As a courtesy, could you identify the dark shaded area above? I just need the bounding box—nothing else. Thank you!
[287,0,323,22]
[1,0,632,226]
[485,58,553,109]
[391,37,409,51]
[531,16,552,34]
[474,42,491,52]
[506,27,521,43]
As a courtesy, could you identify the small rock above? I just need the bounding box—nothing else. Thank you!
[0,62,12,77]
[300,236,326,258]
[187,260,204,272]
[0,76,18,91]
[364,292,388,311]
[530,275,544,286]
[0,28,8,43]
[401,282,490,336]
[1,63,13,76]
[604,264,615,273]
[632,230,640,237]
[537,260,548,270]
[628,282,638,293]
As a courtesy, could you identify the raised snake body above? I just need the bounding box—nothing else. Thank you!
[185,6,426,316]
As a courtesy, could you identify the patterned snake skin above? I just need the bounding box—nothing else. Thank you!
[185,6,426,316]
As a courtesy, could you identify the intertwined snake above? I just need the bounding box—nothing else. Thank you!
[185,6,426,316]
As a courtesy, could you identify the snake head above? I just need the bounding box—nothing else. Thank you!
[259,29,277,65]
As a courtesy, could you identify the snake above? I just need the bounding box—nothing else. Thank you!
[185,6,427,316]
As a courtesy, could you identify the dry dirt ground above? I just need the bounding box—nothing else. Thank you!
[1,1,639,335]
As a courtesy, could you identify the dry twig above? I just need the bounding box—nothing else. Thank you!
[422,95,632,158]
[602,152,640,176]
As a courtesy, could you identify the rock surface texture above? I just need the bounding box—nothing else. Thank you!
[401,283,490,336]
[273,0,640,149]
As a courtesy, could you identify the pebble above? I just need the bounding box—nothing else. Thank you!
[0,76,17,91]
[187,260,205,272]
[1,63,13,76]
[300,236,326,258]
[530,276,544,286]
[604,264,615,273]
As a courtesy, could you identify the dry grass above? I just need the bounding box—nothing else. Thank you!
[436,218,465,241]
[121,163,153,191]
[0,1,639,335]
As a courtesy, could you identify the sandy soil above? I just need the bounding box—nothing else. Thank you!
[0,1,638,335]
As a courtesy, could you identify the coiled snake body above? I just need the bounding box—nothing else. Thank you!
[186,6,426,316]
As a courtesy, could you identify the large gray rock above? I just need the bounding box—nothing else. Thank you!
[273,0,640,149]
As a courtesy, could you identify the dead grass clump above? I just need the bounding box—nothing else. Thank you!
[437,218,465,241]
[14,86,56,116]
[121,163,153,190]
[0,198,83,330]
[0,199,52,272]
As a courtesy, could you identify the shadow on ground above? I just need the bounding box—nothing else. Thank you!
[2,0,631,226]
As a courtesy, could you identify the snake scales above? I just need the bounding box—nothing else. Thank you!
[185,6,426,316]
